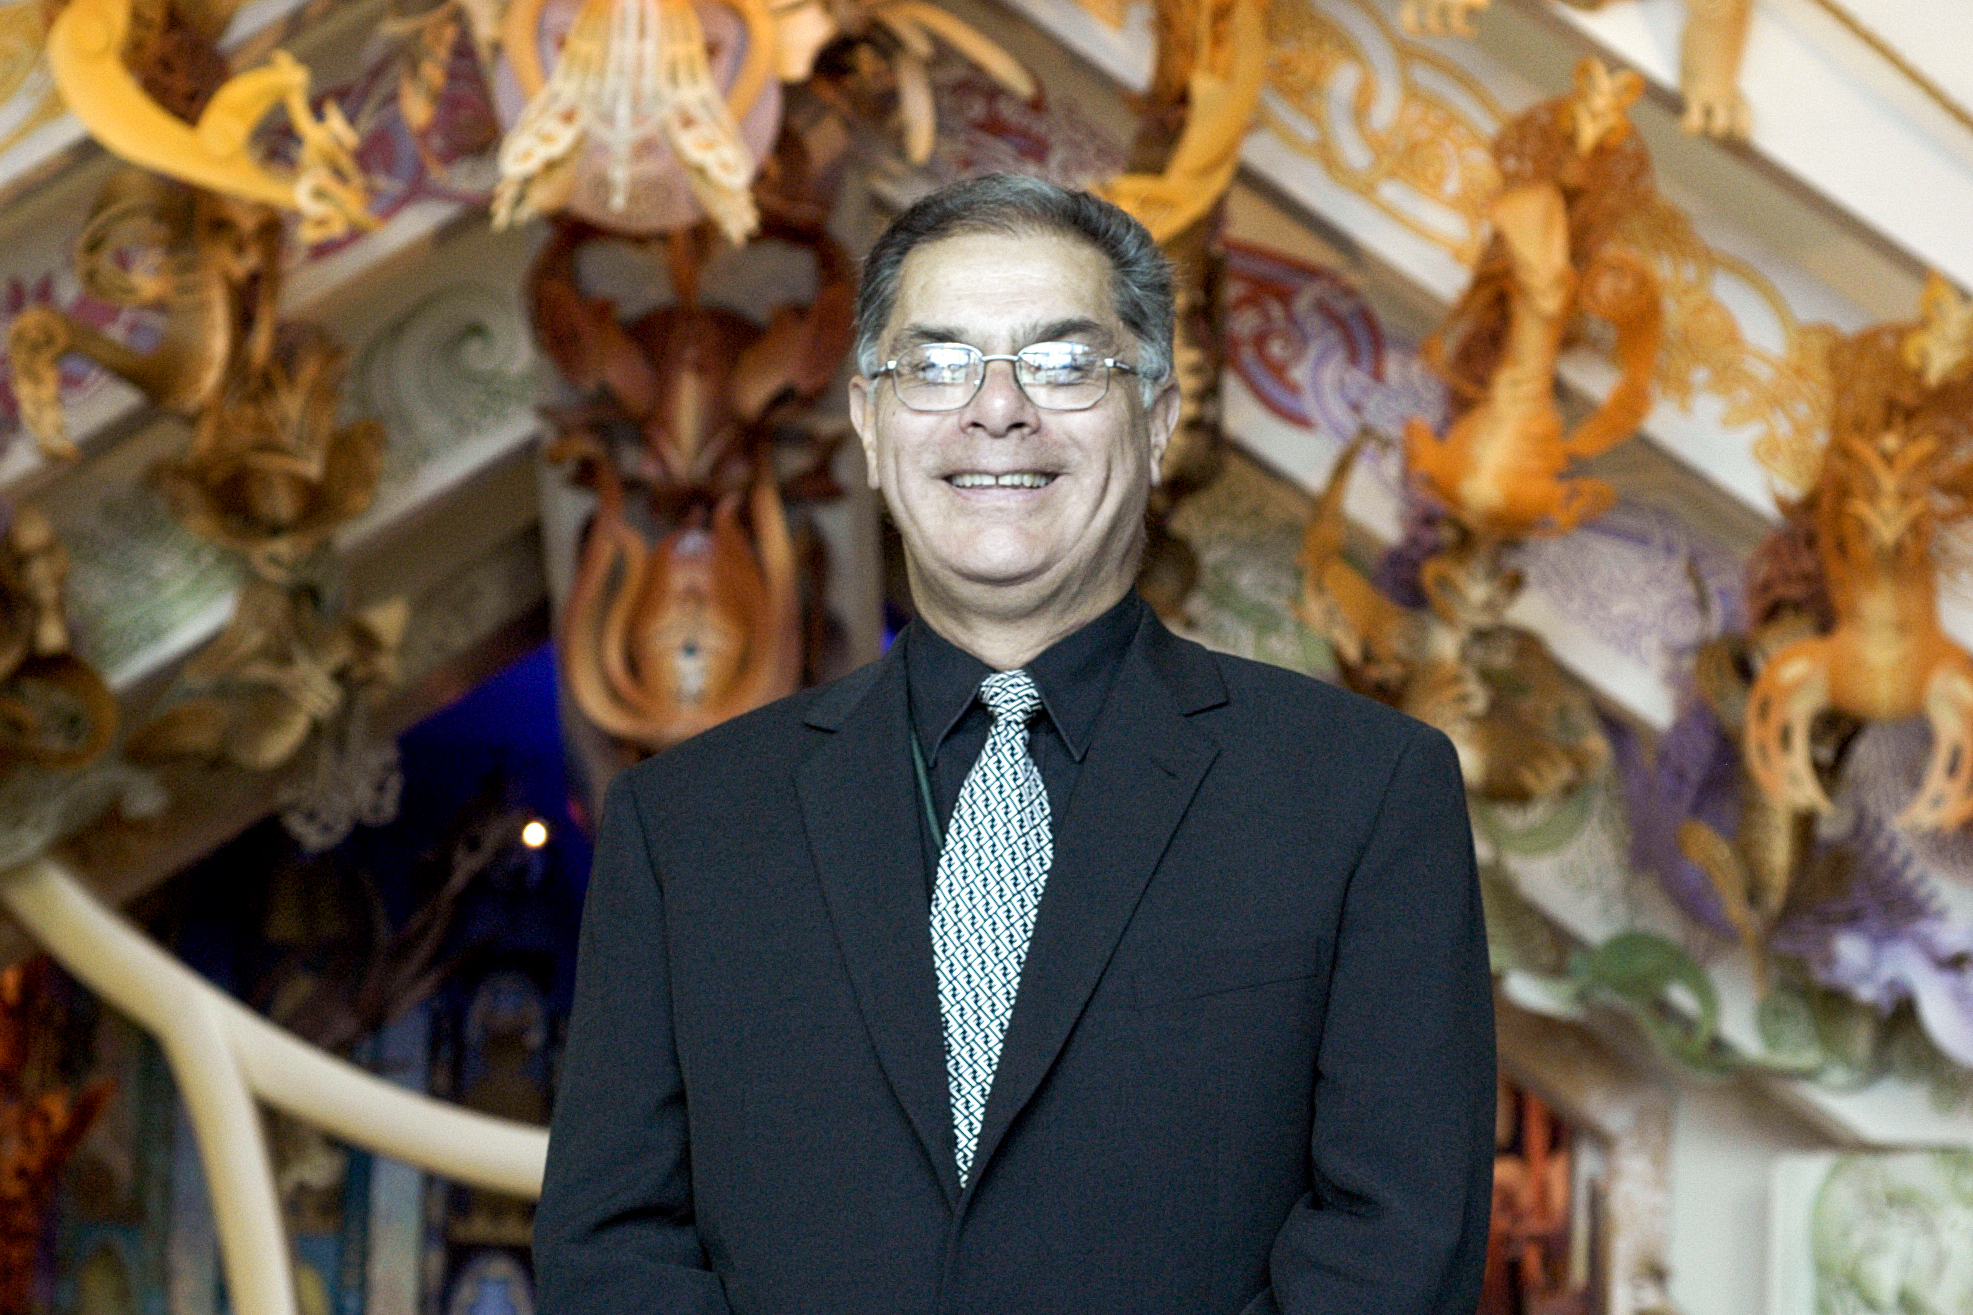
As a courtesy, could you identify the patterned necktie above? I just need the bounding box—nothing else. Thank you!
[930,668,1054,1187]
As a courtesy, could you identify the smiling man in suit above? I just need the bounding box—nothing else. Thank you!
[533,174,1496,1315]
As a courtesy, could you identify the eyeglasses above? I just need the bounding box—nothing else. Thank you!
[874,341,1142,412]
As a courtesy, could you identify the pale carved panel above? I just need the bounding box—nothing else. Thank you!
[1770,1149,1973,1315]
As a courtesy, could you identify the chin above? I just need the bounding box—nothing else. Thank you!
[948,555,1055,592]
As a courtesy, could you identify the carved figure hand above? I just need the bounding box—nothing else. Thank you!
[1904,272,1973,389]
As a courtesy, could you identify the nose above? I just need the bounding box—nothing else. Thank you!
[961,357,1039,437]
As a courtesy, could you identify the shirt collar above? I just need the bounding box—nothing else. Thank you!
[904,590,1145,765]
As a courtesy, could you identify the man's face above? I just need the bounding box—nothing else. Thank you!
[848,229,1179,618]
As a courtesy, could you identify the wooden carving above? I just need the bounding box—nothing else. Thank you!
[1298,435,1608,801]
[1405,59,1662,543]
[0,507,118,774]
[769,0,1034,165]
[45,0,372,239]
[150,321,386,580]
[1095,0,1267,617]
[1744,287,1973,831]
[260,787,539,1057]
[8,173,281,462]
[1403,0,1754,139]
[1675,630,1848,986]
[9,173,384,576]
[1099,0,1267,246]
[131,581,410,772]
[532,213,850,752]
[492,0,776,239]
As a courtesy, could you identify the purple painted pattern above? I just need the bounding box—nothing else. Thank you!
[1614,697,1741,941]
[1222,239,1448,445]
[1771,806,1973,1067]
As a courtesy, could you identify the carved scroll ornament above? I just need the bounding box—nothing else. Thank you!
[46,0,373,240]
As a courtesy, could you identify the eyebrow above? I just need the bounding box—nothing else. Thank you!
[888,317,1115,355]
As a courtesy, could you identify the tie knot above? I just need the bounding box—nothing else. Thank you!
[978,669,1042,723]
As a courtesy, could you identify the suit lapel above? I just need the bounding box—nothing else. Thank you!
[795,650,962,1204]
[966,620,1222,1192]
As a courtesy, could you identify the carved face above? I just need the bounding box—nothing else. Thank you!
[848,229,1179,626]
[635,517,755,710]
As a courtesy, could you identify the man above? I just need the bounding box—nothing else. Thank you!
[534,174,1495,1315]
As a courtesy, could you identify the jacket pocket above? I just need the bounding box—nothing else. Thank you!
[1130,936,1319,1011]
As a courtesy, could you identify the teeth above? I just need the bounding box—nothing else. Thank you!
[949,472,1053,488]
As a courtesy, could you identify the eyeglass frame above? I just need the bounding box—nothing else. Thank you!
[870,340,1147,413]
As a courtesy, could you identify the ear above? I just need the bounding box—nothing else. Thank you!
[847,375,882,491]
[1144,377,1182,487]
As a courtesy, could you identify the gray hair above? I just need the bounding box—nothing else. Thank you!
[853,174,1174,402]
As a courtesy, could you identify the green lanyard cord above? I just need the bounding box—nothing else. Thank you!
[910,731,943,852]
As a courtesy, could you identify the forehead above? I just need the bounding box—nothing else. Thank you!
[887,228,1119,345]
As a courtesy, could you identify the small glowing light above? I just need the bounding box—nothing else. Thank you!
[521,819,549,850]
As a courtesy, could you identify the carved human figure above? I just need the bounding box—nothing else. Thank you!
[1298,434,1608,802]
[130,581,409,773]
[8,173,282,462]
[1405,59,1662,544]
[1744,294,1973,831]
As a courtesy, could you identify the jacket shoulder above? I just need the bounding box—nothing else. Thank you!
[1181,640,1447,788]
[1188,639,1421,739]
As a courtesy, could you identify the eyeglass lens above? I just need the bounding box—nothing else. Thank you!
[889,342,1114,412]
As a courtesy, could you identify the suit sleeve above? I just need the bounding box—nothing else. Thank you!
[1246,724,1495,1315]
[533,772,733,1315]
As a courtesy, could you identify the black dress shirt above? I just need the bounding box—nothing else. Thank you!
[903,590,1145,884]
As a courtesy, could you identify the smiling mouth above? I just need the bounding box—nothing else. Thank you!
[946,472,1057,489]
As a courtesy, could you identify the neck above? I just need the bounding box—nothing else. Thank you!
[907,564,1135,670]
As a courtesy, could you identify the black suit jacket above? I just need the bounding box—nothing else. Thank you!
[534,611,1495,1315]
